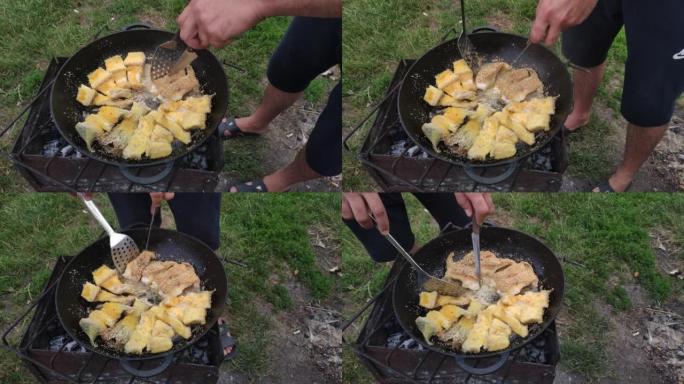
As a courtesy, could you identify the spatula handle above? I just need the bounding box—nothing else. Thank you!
[79,194,116,237]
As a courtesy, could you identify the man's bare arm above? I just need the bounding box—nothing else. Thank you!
[257,0,341,18]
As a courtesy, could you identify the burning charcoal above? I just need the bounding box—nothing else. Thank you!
[60,145,74,157]
[43,140,62,157]
[407,146,420,157]
[49,335,68,351]
[420,152,429,159]
[386,332,405,348]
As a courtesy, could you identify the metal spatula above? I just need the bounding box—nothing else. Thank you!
[79,194,140,273]
[150,30,198,80]
[369,215,466,296]
[457,0,477,69]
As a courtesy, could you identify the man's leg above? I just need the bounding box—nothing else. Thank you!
[233,82,342,192]
[167,193,222,251]
[599,124,668,192]
[560,0,623,131]
[226,85,302,135]
[108,193,162,230]
[564,63,606,131]
[226,16,340,137]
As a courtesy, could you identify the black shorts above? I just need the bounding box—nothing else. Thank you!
[268,17,342,176]
[108,193,221,251]
[561,0,684,127]
[343,193,470,262]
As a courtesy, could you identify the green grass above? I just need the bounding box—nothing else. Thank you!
[0,192,340,382]
[341,193,684,381]
[342,0,631,190]
[0,0,335,191]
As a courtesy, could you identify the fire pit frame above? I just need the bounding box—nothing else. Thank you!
[1,254,224,383]
[343,28,568,192]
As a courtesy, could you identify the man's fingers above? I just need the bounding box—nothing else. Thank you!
[180,19,204,50]
[529,18,549,45]
[455,193,474,218]
[346,194,373,230]
[362,193,389,235]
[544,24,561,46]
[484,194,495,214]
[341,196,353,220]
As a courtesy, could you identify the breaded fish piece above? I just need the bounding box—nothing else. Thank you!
[445,251,538,295]
[501,290,551,324]
[490,303,528,337]
[475,62,510,90]
[485,318,512,351]
[462,310,493,353]
[437,315,474,348]
[123,250,156,281]
[124,310,156,354]
[466,116,498,160]
[445,119,481,152]
[501,72,543,103]
[436,293,471,307]
[101,313,139,346]
[492,261,539,296]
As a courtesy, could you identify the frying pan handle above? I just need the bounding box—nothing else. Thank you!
[120,355,174,378]
[122,23,153,31]
[463,162,518,185]
[118,162,174,185]
[470,26,499,34]
[454,350,510,375]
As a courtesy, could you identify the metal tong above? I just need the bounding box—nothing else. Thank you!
[369,215,465,296]
[471,216,482,286]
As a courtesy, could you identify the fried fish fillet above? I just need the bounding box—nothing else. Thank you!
[485,318,512,351]
[123,250,155,281]
[501,290,551,324]
[461,310,493,353]
[501,71,543,103]
[445,251,514,290]
[475,62,511,90]
[445,251,538,295]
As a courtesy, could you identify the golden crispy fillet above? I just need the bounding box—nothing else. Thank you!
[501,290,551,324]
[467,116,498,160]
[461,310,493,353]
[485,318,512,351]
[101,313,139,346]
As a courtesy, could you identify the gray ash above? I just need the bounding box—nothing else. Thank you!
[49,334,87,352]
[184,339,210,364]
[523,146,554,171]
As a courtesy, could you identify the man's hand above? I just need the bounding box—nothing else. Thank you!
[150,193,175,214]
[454,193,495,225]
[178,0,265,49]
[530,0,598,46]
[341,193,389,235]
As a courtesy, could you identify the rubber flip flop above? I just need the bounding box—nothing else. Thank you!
[562,124,581,136]
[230,179,269,192]
[219,117,261,138]
[218,318,237,362]
[592,180,615,192]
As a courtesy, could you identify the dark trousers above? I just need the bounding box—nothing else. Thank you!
[108,193,221,250]
[343,193,470,262]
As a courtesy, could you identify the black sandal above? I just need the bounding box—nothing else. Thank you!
[218,117,261,138]
[218,318,237,362]
[230,179,269,192]
[592,180,615,192]
[562,124,580,136]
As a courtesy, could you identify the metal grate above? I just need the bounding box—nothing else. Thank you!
[344,58,568,192]
[1,255,223,383]
[3,57,225,192]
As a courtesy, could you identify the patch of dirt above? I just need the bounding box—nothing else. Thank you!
[485,11,515,31]
[221,225,342,383]
[137,9,167,29]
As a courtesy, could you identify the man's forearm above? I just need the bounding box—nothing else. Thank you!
[256,0,341,18]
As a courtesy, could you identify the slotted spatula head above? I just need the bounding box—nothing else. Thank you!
[79,195,140,273]
[151,31,198,80]
[109,232,140,273]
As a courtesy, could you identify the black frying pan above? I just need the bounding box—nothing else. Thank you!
[55,228,227,377]
[50,25,229,184]
[392,226,564,375]
[397,29,572,183]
